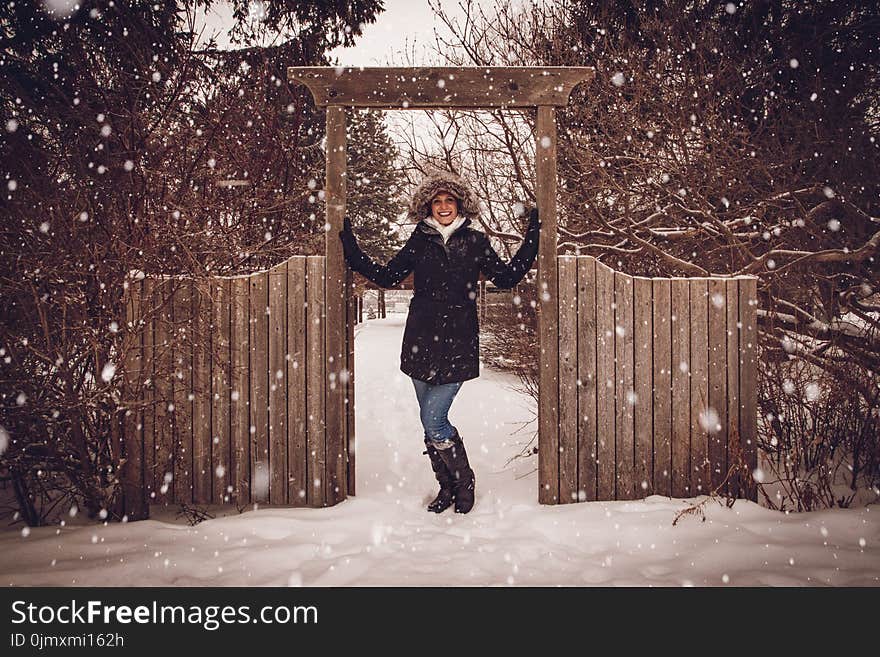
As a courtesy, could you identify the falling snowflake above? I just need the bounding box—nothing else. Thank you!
[100,361,116,383]
[698,407,721,434]
[40,0,79,19]
[252,462,269,498]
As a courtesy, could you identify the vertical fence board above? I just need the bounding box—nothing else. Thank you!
[173,280,193,505]
[211,278,231,504]
[652,279,672,497]
[230,277,250,504]
[249,272,269,504]
[689,279,709,495]
[577,257,597,501]
[325,105,348,505]
[122,278,147,519]
[141,278,156,505]
[288,258,308,505]
[739,278,758,501]
[558,256,578,503]
[633,277,653,497]
[707,279,728,493]
[307,257,326,507]
[595,261,616,500]
[268,263,288,505]
[153,280,174,506]
[192,282,212,504]
[725,279,740,498]
[614,272,634,499]
[670,279,691,497]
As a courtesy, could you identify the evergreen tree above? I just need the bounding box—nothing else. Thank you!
[346,109,408,264]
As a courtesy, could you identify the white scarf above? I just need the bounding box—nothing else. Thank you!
[424,215,467,243]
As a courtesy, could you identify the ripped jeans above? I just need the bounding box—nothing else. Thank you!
[411,377,463,445]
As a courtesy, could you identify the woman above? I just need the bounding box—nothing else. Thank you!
[339,169,540,514]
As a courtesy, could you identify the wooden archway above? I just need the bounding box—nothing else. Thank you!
[120,66,756,516]
[288,66,594,506]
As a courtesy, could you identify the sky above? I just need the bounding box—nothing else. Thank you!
[199,0,503,66]
[2,315,877,586]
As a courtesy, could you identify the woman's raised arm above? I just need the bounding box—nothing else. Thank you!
[478,208,541,289]
[339,218,421,289]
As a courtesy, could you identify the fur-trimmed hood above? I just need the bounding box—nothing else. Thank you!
[407,168,481,222]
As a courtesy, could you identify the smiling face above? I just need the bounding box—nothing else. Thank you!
[430,192,459,225]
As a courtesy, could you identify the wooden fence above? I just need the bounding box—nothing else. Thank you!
[546,255,758,503]
[122,255,355,512]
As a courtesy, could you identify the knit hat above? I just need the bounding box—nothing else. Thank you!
[407,168,481,222]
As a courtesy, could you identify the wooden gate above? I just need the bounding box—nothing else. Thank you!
[122,256,356,515]
[544,256,758,503]
[120,66,760,514]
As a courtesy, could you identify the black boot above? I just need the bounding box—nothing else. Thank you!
[423,440,455,513]
[437,431,476,514]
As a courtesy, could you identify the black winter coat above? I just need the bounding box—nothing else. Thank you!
[345,218,539,384]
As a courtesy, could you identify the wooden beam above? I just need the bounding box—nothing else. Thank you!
[536,105,559,504]
[289,66,594,109]
[325,105,348,505]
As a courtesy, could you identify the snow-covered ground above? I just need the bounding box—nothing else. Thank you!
[1,315,877,586]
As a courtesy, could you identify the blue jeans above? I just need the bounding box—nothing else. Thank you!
[411,377,463,444]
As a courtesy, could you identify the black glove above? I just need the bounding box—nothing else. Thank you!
[524,206,541,246]
[527,207,540,231]
[339,216,359,266]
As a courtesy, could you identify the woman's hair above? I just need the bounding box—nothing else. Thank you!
[407,168,481,222]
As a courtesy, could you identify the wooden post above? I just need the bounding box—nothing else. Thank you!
[536,105,559,504]
[325,105,348,505]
